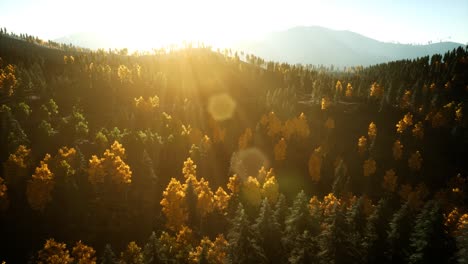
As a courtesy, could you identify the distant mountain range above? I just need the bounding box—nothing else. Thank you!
[55,26,464,66]
[235,26,464,66]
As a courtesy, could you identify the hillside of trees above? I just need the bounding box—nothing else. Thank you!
[1,29,468,263]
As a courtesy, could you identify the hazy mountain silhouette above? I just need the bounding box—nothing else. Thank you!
[235,26,463,66]
[55,26,463,66]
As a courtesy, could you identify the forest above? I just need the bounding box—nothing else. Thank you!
[0,28,468,263]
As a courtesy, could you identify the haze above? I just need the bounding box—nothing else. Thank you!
[1,0,467,49]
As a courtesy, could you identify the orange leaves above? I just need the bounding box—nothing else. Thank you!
[37,239,73,264]
[214,187,230,214]
[363,159,376,177]
[238,128,253,150]
[368,122,377,140]
[392,140,403,161]
[369,82,384,99]
[161,178,188,231]
[358,136,368,155]
[408,151,423,171]
[308,147,322,182]
[72,241,96,264]
[0,63,18,97]
[26,154,54,211]
[88,141,132,186]
[189,234,228,264]
[120,241,143,264]
[241,176,262,207]
[262,173,279,205]
[133,95,159,112]
[321,97,330,110]
[274,138,287,161]
[345,83,353,97]
[382,169,398,192]
[6,144,31,168]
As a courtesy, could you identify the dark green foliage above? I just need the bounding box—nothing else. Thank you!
[284,190,320,263]
[457,219,468,264]
[253,198,283,263]
[386,202,414,262]
[228,203,267,264]
[362,198,393,263]
[318,203,360,264]
[408,200,454,264]
[100,244,117,264]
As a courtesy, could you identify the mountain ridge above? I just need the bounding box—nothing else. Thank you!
[235,26,463,66]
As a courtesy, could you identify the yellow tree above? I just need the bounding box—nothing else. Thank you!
[0,177,8,210]
[72,241,96,264]
[241,176,262,207]
[120,241,143,264]
[392,140,403,160]
[26,154,54,211]
[37,239,73,264]
[262,175,279,205]
[363,158,377,177]
[161,178,188,231]
[358,136,367,155]
[274,138,287,161]
[238,128,253,150]
[382,169,398,192]
[368,122,377,140]
[214,187,230,215]
[308,147,322,182]
[408,151,423,171]
[345,83,353,97]
[88,141,132,186]
[3,145,31,186]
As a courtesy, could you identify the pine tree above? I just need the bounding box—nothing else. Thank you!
[143,232,162,264]
[408,200,454,264]
[362,198,392,263]
[227,203,266,264]
[274,194,287,231]
[253,198,283,263]
[100,244,117,264]
[318,203,357,264]
[386,202,414,262]
[284,191,319,262]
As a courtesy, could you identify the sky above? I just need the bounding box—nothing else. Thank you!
[0,0,467,48]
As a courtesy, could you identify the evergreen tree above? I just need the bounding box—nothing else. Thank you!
[408,200,454,264]
[386,202,414,263]
[100,244,117,264]
[318,203,358,264]
[227,203,266,264]
[284,191,319,263]
[253,198,283,263]
[362,198,392,263]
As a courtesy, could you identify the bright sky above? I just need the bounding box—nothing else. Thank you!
[1,0,467,48]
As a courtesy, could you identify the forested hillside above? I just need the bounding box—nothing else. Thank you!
[1,30,468,263]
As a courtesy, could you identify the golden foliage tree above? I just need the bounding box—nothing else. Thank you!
[37,239,73,264]
[238,128,253,150]
[358,136,368,155]
[88,141,132,186]
[392,140,403,160]
[363,158,377,177]
[308,147,322,182]
[120,241,143,264]
[382,169,398,192]
[241,176,262,207]
[161,178,188,231]
[368,122,377,140]
[72,241,96,264]
[408,151,423,171]
[26,154,54,211]
[345,83,353,97]
[369,82,384,99]
[274,138,287,161]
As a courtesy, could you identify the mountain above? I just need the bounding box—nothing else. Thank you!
[54,32,127,50]
[235,26,463,66]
